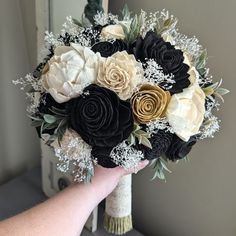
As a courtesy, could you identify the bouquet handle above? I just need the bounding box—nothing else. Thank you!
[104,174,133,235]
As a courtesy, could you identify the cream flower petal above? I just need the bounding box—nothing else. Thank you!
[41,45,100,103]
[166,84,205,142]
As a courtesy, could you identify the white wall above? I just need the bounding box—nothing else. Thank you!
[0,0,40,184]
[50,0,87,33]
[109,1,236,236]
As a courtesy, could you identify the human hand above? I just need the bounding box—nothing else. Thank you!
[91,160,149,200]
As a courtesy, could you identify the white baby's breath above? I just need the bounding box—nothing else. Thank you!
[110,141,144,171]
[143,59,175,90]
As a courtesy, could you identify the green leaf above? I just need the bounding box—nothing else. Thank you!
[130,134,136,145]
[214,92,225,103]
[139,136,152,149]
[72,18,83,27]
[202,87,214,96]
[195,49,207,69]
[163,18,172,27]
[150,157,171,181]
[135,129,150,136]
[43,114,57,124]
[182,156,190,162]
[160,159,172,173]
[50,107,67,117]
[156,170,166,181]
[124,14,142,43]
[216,87,230,96]
[121,4,131,20]
[31,119,43,127]
[28,115,43,121]
[55,119,67,142]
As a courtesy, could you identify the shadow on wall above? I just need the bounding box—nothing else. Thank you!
[0,0,40,184]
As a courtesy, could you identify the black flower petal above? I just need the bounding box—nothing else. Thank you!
[91,146,117,168]
[91,40,128,57]
[129,31,190,94]
[142,130,173,160]
[68,84,134,147]
[165,135,197,161]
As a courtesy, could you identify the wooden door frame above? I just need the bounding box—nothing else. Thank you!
[35,0,109,60]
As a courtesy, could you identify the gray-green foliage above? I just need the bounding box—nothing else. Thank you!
[128,123,152,149]
[121,14,142,43]
[195,49,208,77]
[155,17,178,35]
[150,157,171,181]
[203,79,229,102]
[30,106,68,145]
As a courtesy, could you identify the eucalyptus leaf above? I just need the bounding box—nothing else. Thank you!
[214,92,224,103]
[31,119,43,127]
[130,134,136,145]
[203,87,214,96]
[196,49,207,69]
[135,129,150,136]
[182,156,190,162]
[160,159,172,173]
[121,4,131,20]
[163,18,172,27]
[198,68,207,77]
[28,115,43,121]
[124,14,141,43]
[43,114,57,124]
[216,87,230,96]
[139,136,152,149]
[157,170,166,181]
[150,157,171,181]
[72,18,83,27]
[50,106,67,117]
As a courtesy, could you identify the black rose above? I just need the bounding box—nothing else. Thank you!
[130,31,190,94]
[91,40,128,57]
[165,135,197,161]
[91,146,117,168]
[68,84,134,147]
[142,130,173,160]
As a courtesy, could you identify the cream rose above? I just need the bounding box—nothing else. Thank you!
[101,24,125,40]
[97,51,143,100]
[41,43,100,103]
[166,80,206,142]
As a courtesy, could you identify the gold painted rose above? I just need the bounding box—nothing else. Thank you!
[131,84,171,124]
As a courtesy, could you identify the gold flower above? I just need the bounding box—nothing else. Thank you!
[97,51,143,100]
[131,84,171,124]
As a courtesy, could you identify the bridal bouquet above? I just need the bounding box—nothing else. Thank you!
[14,6,228,234]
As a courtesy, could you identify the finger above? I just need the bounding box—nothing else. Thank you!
[123,160,149,175]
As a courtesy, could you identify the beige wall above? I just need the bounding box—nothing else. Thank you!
[0,0,40,184]
[50,0,87,33]
[109,1,236,236]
